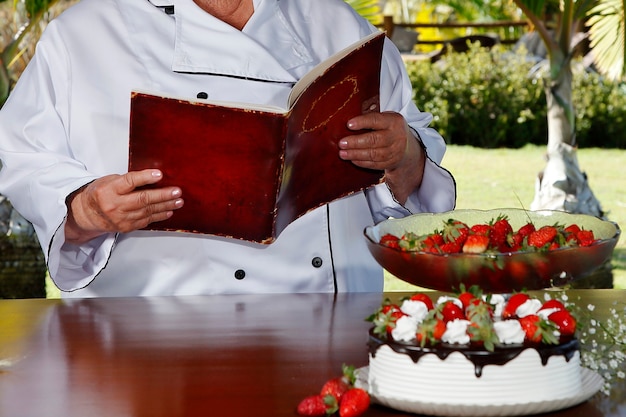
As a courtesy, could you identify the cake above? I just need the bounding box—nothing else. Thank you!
[366,288,583,408]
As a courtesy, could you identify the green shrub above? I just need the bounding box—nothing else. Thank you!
[573,72,626,149]
[407,44,626,149]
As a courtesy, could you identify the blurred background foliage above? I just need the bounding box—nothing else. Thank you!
[1,0,75,106]
[409,43,626,149]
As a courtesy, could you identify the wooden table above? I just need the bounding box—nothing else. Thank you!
[0,290,624,417]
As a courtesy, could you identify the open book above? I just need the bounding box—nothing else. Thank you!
[128,31,386,243]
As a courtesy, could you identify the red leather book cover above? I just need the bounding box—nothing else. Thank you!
[129,32,385,243]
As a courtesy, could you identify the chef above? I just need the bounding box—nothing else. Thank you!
[0,0,456,297]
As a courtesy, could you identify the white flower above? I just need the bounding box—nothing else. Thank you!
[569,294,626,397]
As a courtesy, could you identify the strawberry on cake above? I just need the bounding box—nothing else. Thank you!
[365,287,585,410]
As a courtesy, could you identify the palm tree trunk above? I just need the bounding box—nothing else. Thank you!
[530,56,604,217]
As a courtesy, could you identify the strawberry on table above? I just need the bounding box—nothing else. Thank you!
[320,376,350,403]
[338,388,370,417]
[297,364,369,417]
[297,394,336,416]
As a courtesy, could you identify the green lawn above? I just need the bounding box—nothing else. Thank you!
[385,144,626,291]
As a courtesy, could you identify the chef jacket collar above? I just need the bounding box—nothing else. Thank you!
[162,0,309,83]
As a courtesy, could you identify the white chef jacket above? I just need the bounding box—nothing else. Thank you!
[0,0,456,297]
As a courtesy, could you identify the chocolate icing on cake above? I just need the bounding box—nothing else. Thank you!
[368,330,579,377]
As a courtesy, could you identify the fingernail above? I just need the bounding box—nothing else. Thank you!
[172,188,181,197]
[152,170,163,178]
[338,139,348,148]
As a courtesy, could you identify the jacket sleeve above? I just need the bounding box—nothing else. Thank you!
[0,22,115,292]
[365,37,456,223]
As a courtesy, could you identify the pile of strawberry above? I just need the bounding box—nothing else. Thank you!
[379,215,598,254]
[367,286,577,351]
[296,364,370,417]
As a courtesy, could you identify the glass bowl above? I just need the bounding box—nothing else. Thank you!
[364,208,621,292]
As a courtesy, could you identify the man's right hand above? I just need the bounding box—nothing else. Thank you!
[65,169,184,244]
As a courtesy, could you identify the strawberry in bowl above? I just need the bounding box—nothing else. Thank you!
[363,208,620,292]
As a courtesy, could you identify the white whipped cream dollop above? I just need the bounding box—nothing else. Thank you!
[400,299,429,322]
[493,319,525,344]
[391,315,419,342]
[487,294,506,318]
[537,308,559,320]
[436,296,463,309]
[441,319,471,344]
[515,299,542,318]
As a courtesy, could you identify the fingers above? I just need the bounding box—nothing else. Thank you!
[65,170,184,244]
[338,112,410,170]
[117,169,167,193]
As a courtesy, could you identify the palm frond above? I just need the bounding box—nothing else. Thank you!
[573,0,601,19]
[587,0,625,80]
[520,0,547,18]
[344,0,382,25]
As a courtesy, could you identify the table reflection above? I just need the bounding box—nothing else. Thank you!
[0,291,624,417]
[0,294,382,417]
